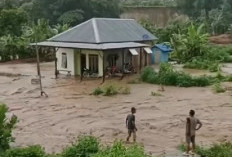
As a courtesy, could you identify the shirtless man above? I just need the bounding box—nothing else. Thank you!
[183,110,202,156]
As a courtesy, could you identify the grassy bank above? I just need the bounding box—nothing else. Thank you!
[180,142,232,157]
[140,63,232,87]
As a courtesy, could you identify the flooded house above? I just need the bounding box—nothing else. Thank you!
[35,18,157,78]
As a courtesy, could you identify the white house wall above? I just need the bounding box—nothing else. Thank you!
[56,48,75,75]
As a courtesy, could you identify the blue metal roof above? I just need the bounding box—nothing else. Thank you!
[153,44,173,52]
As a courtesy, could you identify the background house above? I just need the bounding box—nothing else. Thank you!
[36,18,157,77]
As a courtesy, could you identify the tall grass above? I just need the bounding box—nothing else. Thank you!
[3,136,150,157]
[141,63,211,87]
[180,142,232,157]
[184,45,232,71]
[213,83,226,93]
[62,136,99,157]
[92,84,131,96]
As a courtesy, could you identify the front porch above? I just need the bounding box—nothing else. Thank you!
[56,47,153,79]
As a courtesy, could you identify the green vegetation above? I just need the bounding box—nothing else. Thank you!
[92,87,104,96]
[177,0,232,35]
[122,0,177,7]
[227,75,232,82]
[140,19,189,43]
[213,83,226,93]
[4,145,46,157]
[92,84,131,96]
[0,104,18,152]
[184,45,232,72]
[197,142,232,157]
[140,1,232,71]
[0,0,121,62]
[62,136,99,157]
[104,85,119,96]
[93,141,149,157]
[180,142,232,157]
[184,59,220,72]
[141,64,211,87]
[171,23,209,63]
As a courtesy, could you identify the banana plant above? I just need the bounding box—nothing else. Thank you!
[171,23,209,63]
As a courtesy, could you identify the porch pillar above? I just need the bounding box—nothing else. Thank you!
[121,49,125,80]
[145,50,148,66]
[139,48,142,72]
[55,57,58,79]
[122,49,125,70]
[86,53,89,69]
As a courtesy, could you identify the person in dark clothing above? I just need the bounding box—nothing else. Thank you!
[126,107,137,142]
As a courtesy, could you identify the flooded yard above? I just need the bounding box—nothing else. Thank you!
[0,62,232,156]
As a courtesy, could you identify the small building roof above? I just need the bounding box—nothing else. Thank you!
[49,18,157,44]
[153,44,173,52]
[31,41,148,50]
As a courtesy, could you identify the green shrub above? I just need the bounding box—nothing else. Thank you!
[226,75,232,82]
[92,85,131,96]
[141,63,211,87]
[92,87,104,96]
[4,145,46,157]
[93,141,149,157]
[192,76,211,87]
[213,83,226,93]
[176,73,194,87]
[197,142,232,157]
[183,45,232,72]
[0,104,18,152]
[215,70,226,81]
[62,136,99,157]
[103,85,118,96]
[184,58,220,72]
[140,67,156,82]
[180,142,232,157]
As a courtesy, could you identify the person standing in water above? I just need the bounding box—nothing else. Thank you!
[126,107,137,142]
[183,110,202,156]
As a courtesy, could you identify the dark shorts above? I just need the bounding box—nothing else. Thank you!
[128,129,136,134]
[186,135,195,144]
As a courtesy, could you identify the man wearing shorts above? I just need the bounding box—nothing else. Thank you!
[126,107,137,142]
[183,110,202,156]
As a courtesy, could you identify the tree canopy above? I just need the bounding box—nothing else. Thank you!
[20,0,121,25]
[177,0,232,34]
[0,0,122,61]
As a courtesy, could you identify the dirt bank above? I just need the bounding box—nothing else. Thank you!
[0,62,232,156]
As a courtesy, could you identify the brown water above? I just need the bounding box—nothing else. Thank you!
[0,62,232,156]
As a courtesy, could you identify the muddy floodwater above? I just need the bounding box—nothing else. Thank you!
[0,62,232,156]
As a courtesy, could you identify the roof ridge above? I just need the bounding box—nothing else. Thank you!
[92,18,101,43]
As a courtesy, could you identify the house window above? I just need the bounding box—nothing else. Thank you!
[61,53,67,69]
[89,54,99,73]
